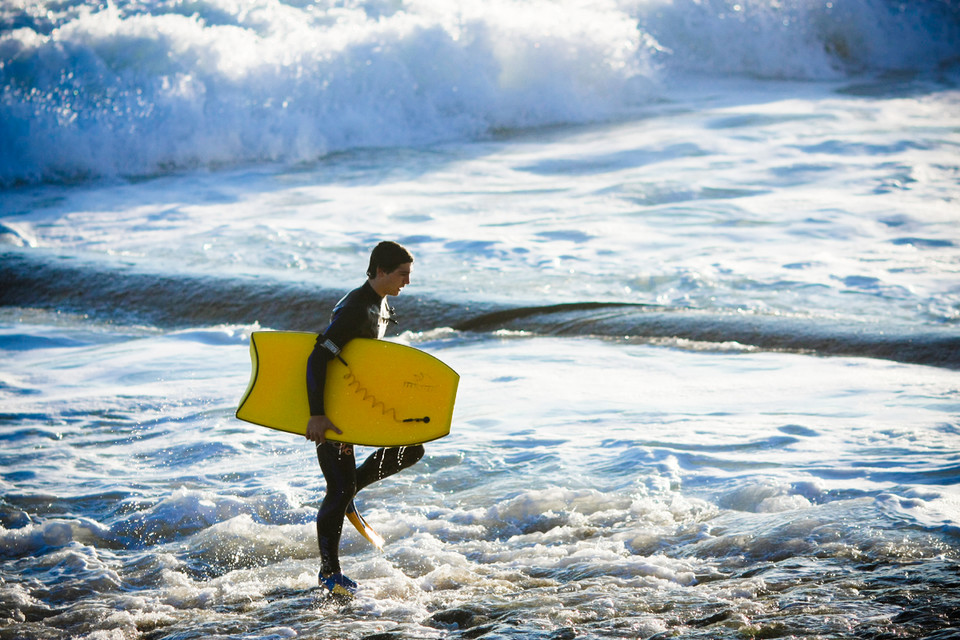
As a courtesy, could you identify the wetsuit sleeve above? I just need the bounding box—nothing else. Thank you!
[305,305,365,416]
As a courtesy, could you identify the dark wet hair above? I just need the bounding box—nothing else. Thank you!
[367,241,414,278]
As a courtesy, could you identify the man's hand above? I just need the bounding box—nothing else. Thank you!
[306,415,342,444]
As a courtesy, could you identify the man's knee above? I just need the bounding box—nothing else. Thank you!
[321,483,356,513]
[403,444,425,468]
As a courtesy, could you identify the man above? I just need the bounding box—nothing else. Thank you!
[305,241,423,597]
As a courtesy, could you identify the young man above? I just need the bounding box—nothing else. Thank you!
[304,241,423,597]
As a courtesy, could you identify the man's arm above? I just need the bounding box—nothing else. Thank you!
[305,304,364,443]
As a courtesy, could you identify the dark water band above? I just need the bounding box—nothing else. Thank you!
[2,249,958,370]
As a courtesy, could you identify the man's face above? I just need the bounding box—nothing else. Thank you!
[381,262,412,296]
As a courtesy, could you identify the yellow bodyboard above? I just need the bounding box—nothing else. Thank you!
[236,332,458,446]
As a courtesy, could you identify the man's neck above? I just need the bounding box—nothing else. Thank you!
[367,278,387,299]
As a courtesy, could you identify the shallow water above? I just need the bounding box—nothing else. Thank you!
[2,322,959,639]
[2,1,960,638]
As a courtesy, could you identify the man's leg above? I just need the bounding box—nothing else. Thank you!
[355,444,424,492]
[316,442,357,578]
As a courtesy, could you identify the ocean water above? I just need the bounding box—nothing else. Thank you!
[2,1,960,639]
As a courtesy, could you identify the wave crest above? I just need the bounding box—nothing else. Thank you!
[2,0,957,185]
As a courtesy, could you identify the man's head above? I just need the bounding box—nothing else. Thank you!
[367,241,414,297]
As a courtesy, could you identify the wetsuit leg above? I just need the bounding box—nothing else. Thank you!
[355,445,425,493]
[316,442,357,576]
[316,444,423,575]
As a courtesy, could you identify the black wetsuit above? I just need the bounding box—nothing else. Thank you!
[305,281,424,576]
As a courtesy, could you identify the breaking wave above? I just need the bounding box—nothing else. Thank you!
[2,0,958,185]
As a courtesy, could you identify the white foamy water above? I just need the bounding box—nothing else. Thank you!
[1,321,958,638]
[3,0,958,186]
[2,0,960,638]
[4,76,960,327]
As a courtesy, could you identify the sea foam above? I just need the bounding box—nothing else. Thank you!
[3,0,957,186]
